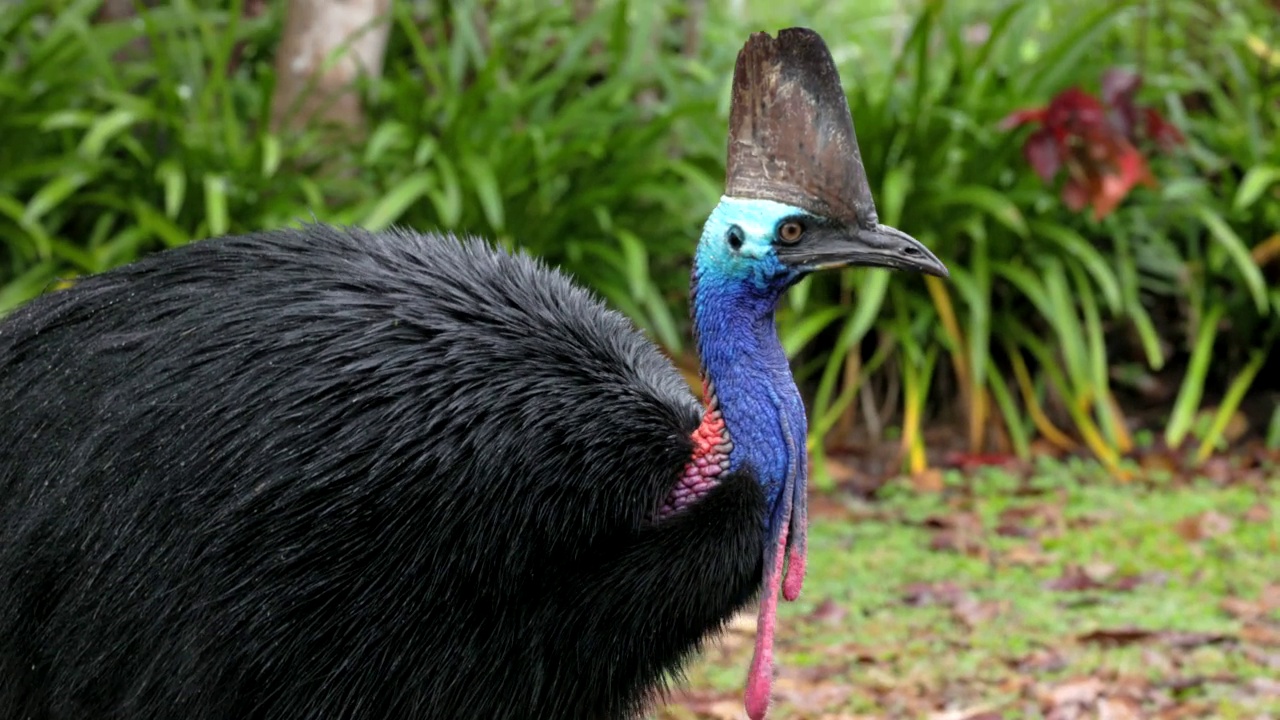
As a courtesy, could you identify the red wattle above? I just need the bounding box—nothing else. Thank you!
[783,506,807,601]
[659,396,730,519]
[745,521,789,720]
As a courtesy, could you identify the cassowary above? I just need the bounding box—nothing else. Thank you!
[0,28,946,720]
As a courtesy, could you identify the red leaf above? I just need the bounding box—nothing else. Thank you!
[998,106,1046,130]
[1023,128,1061,183]
[1002,69,1184,219]
[1061,178,1089,212]
[1089,149,1151,219]
[1065,131,1152,220]
[1043,87,1107,131]
[1143,107,1184,150]
[1101,67,1142,139]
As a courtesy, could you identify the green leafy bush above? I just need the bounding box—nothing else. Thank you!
[759,0,1280,480]
[0,0,724,355]
[2,0,1275,476]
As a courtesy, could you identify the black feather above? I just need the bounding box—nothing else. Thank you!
[0,224,764,720]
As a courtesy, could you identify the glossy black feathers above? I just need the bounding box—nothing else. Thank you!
[0,225,765,720]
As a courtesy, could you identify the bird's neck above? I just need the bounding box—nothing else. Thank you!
[686,279,807,533]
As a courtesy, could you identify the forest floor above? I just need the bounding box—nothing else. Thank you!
[656,454,1280,720]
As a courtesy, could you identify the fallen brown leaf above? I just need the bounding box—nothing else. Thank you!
[1221,596,1263,620]
[1140,647,1176,675]
[1173,510,1234,541]
[1040,676,1104,708]
[1156,673,1237,693]
[928,707,1004,720]
[1242,621,1280,647]
[912,468,946,493]
[994,522,1034,538]
[1138,449,1181,474]
[1199,455,1235,485]
[1241,643,1280,669]
[1158,631,1234,649]
[1096,696,1143,720]
[1075,628,1233,649]
[806,597,848,626]
[1077,627,1156,646]
[774,669,853,714]
[1016,648,1068,672]
[927,512,987,556]
[995,505,1042,538]
[1250,676,1280,697]
[1044,558,1167,591]
[902,580,969,607]
[1262,583,1280,611]
[1002,503,1068,538]
[1242,502,1272,523]
[1044,564,1106,592]
[952,596,1004,628]
[1002,542,1053,567]
[1154,700,1216,719]
[1107,571,1168,591]
[1082,560,1116,581]
[1220,584,1280,621]
[822,641,880,665]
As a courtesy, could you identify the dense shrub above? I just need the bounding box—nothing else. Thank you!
[1,0,1276,476]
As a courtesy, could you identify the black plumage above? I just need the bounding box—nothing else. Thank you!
[0,225,764,719]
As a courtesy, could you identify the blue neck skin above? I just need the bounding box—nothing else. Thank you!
[690,197,809,538]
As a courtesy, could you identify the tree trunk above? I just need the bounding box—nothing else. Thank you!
[270,0,393,135]
[682,0,705,59]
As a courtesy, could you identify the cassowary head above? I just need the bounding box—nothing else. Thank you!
[694,28,948,299]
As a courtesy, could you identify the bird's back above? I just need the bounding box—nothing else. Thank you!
[0,225,765,720]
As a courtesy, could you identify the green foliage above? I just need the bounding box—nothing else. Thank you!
[360,1,732,351]
[1,0,1275,474]
[0,0,725,354]
[762,0,1280,482]
[0,0,303,308]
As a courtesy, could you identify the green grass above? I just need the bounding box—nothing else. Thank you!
[659,462,1280,718]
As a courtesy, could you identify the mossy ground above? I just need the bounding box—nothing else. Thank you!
[657,459,1280,719]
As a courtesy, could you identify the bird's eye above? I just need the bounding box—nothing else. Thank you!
[777,221,804,244]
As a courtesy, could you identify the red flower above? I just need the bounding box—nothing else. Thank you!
[1000,68,1183,220]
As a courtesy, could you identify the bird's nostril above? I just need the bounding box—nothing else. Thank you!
[903,246,920,256]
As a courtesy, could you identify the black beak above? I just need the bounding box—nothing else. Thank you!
[777,223,950,278]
